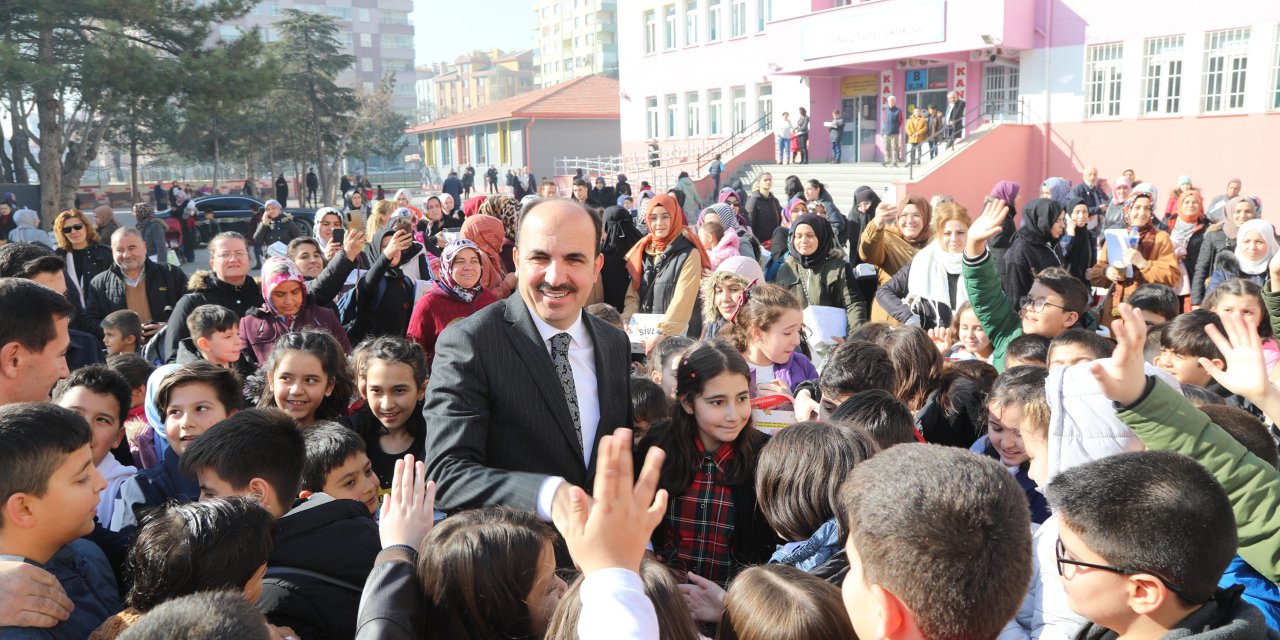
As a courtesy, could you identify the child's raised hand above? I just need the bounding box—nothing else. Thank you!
[927,326,954,354]
[1201,311,1271,404]
[1088,303,1148,406]
[793,388,819,421]
[679,572,727,623]
[378,454,437,550]
[966,199,1009,256]
[561,428,668,576]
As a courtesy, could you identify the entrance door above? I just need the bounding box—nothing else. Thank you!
[840,96,877,163]
[904,67,950,117]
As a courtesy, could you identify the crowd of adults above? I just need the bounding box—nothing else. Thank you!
[0,164,1277,640]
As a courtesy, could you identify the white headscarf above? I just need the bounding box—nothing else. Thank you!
[1233,218,1280,275]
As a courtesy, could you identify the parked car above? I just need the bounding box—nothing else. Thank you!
[157,195,314,245]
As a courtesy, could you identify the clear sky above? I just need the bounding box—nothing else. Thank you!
[412,0,536,65]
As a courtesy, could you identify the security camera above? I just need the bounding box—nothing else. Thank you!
[988,53,998,63]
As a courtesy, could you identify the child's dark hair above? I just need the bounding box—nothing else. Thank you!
[181,408,306,509]
[185,304,239,342]
[1005,333,1050,367]
[1049,328,1114,362]
[52,364,132,426]
[157,362,244,416]
[107,352,155,391]
[818,339,895,397]
[647,335,694,378]
[418,507,557,640]
[1034,266,1090,316]
[848,321,892,345]
[829,389,916,450]
[1200,405,1279,468]
[585,302,623,329]
[755,421,879,541]
[839,444,1032,640]
[117,590,272,640]
[102,309,144,347]
[125,496,276,612]
[1160,309,1224,360]
[1128,284,1179,324]
[1204,278,1273,338]
[989,365,1051,444]
[1047,450,1237,605]
[286,237,322,260]
[1180,384,1228,408]
[943,359,998,395]
[257,329,355,421]
[648,340,768,494]
[880,326,943,412]
[356,335,429,389]
[0,403,91,527]
[301,422,369,492]
[728,283,803,352]
[716,564,857,640]
[631,376,670,426]
[701,219,725,243]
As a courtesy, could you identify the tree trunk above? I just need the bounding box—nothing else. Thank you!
[58,118,110,215]
[212,115,221,192]
[36,27,64,224]
[8,89,32,184]
[129,135,140,202]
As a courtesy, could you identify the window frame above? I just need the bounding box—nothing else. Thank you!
[1141,35,1184,117]
[1200,27,1251,114]
[1084,42,1124,119]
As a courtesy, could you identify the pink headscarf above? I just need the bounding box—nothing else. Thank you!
[260,257,306,328]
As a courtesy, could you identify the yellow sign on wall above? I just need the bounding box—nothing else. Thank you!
[841,75,877,97]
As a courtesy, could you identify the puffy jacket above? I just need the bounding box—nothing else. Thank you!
[622,234,704,337]
[240,299,351,369]
[163,271,264,363]
[252,212,302,248]
[1001,199,1065,305]
[85,260,189,326]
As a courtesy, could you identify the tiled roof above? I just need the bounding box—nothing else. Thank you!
[406,75,618,134]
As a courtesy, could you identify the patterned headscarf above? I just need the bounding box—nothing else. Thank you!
[698,203,738,231]
[1041,177,1072,205]
[479,195,520,242]
[435,239,486,303]
[260,257,306,328]
[132,202,155,224]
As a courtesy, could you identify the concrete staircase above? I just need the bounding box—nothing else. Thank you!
[731,162,914,204]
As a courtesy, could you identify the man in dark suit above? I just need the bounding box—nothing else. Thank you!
[424,198,632,525]
[944,91,966,149]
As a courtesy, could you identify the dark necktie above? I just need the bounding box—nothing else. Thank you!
[550,332,583,448]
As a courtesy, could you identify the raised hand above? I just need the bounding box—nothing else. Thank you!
[927,326,954,354]
[561,428,668,576]
[678,572,727,623]
[378,454,437,550]
[1200,311,1271,405]
[1088,303,1148,406]
[342,228,367,262]
[966,199,1010,257]
[871,202,898,229]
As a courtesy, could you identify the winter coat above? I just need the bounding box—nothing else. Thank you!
[85,260,188,326]
[914,375,986,448]
[346,243,416,344]
[57,243,115,306]
[769,518,849,586]
[745,190,783,245]
[275,177,289,203]
[1001,200,1066,305]
[675,177,702,224]
[1086,229,1180,325]
[1169,216,1210,296]
[163,271,264,363]
[1208,252,1267,296]
[353,546,425,640]
[707,231,741,269]
[240,299,351,369]
[406,285,500,369]
[252,212,302,248]
[24,540,123,640]
[774,254,867,332]
[8,208,52,247]
[138,218,169,264]
[96,219,121,246]
[859,220,925,323]
[1195,224,1234,304]
[1221,556,1280,631]
[108,446,199,532]
[905,115,928,144]
[260,494,381,640]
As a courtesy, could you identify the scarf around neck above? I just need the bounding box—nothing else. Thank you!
[624,193,710,290]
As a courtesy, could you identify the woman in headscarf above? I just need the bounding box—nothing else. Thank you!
[477,194,520,272]
[1207,219,1280,293]
[1102,175,1132,231]
[1085,191,1179,325]
[1040,177,1072,205]
[407,239,500,367]
[999,198,1067,304]
[240,256,349,368]
[875,202,971,330]
[52,208,112,306]
[439,192,460,219]
[461,195,486,219]
[312,206,345,260]
[392,189,422,221]
[717,189,750,230]
[1060,196,1096,283]
[588,176,615,209]
[1193,195,1259,306]
[783,197,808,230]
[460,213,514,298]
[623,193,710,338]
[344,189,369,230]
[774,213,867,332]
[699,202,757,262]
[1168,189,1209,310]
[615,174,632,197]
[418,195,452,258]
[93,205,120,245]
[1166,175,1194,218]
[987,180,1020,273]
[597,205,645,312]
[859,195,933,323]
[131,202,169,265]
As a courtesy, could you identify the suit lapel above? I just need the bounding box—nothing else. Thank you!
[502,295,586,464]
[584,316,618,478]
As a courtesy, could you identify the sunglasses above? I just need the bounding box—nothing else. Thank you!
[61,223,85,234]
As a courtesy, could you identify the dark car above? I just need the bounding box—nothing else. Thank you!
[158,195,314,245]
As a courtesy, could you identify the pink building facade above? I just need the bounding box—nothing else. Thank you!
[618,0,1280,215]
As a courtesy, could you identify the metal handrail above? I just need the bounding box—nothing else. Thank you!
[694,112,773,172]
[906,99,1024,180]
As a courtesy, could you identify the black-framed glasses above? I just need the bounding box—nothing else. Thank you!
[1018,296,1066,313]
[62,223,85,234]
[1055,537,1198,603]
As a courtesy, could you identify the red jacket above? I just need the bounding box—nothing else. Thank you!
[406,285,499,369]
[240,299,351,368]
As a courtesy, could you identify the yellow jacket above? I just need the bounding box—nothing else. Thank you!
[905,115,928,144]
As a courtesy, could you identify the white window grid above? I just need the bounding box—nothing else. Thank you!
[1085,42,1124,119]
[709,90,723,135]
[1201,27,1250,113]
[707,0,721,41]
[685,1,699,46]
[686,93,703,137]
[732,87,747,133]
[1142,35,1184,116]
[647,98,660,139]
[756,0,771,32]
[730,0,747,38]
[664,5,677,50]
[643,11,656,53]
[1272,24,1280,111]
[665,95,679,138]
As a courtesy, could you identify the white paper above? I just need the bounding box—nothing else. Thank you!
[803,305,847,371]
[626,313,665,343]
[1104,229,1130,268]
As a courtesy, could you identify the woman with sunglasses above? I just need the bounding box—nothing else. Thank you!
[1085,192,1179,327]
[53,208,113,306]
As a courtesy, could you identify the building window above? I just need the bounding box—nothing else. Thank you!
[983,62,1020,117]
[665,95,679,137]
[359,33,372,47]
[684,1,699,46]
[357,8,369,21]
[664,5,677,50]
[686,92,702,137]
[360,58,373,72]
[1141,35,1183,116]
[1272,25,1280,110]
[707,0,721,42]
[586,33,594,46]
[757,83,772,127]
[709,89,723,135]
[730,0,746,37]
[644,11,656,53]
[732,87,747,133]
[1084,43,1123,118]
[1201,28,1250,113]
[756,0,770,32]
[647,97,660,138]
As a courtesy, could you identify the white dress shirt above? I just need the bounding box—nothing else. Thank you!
[530,310,602,520]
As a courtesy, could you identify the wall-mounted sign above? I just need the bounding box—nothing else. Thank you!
[801,0,947,61]
[841,74,878,97]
